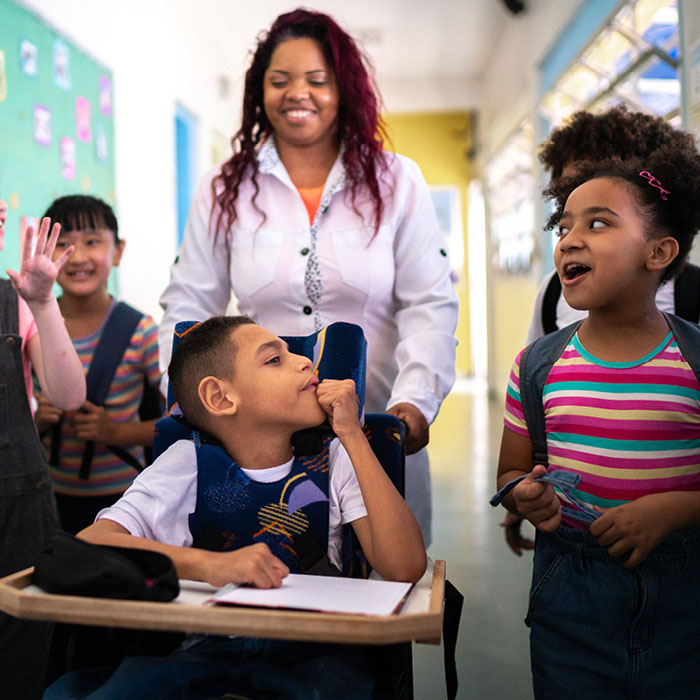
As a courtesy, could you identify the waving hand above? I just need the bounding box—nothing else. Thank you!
[6,218,73,305]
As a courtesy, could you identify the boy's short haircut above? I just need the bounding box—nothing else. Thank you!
[168,316,256,428]
[43,195,120,243]
[539,105,695,181]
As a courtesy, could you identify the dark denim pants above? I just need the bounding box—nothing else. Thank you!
[527,525,700,700]
[42,635,376,700]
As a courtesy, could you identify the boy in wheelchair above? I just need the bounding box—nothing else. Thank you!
[44,315,426,700]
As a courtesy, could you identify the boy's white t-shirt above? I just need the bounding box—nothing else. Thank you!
[96,438,368,570]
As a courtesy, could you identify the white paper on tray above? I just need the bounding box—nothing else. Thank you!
[210,573,413,616]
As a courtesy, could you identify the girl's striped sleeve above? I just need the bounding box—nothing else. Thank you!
[138,316,161,388]
[504,349,529,436]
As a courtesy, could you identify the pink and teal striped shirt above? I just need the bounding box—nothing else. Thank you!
[504,331,700,527]
[43,301,161,496]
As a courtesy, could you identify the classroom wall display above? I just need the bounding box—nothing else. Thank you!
[0,50,6,101]
[0,0,116,272]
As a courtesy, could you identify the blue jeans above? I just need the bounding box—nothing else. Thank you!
[42,635,376,700]
[527,525,700,700]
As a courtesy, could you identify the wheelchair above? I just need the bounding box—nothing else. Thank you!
[51,321,461,700]
[151,321,414,699]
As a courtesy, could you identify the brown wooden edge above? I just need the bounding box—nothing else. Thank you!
[0,561,446,646]
[416,559,445,645]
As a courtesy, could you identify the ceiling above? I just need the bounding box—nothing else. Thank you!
[170,0,513,109]
[21,0,526,114]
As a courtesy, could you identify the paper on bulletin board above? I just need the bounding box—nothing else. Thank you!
[60,137,76,179]
[75,96,92,142]
[689,39,700,135]
[0,50,6,102]
[33,105,51,146]
[95,124,108,161]
[20,40,37,76]
[53,39,70,90]
[98,76,112,116]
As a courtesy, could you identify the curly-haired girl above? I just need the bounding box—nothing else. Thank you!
[158,9,458,543]
[495,137,700,698]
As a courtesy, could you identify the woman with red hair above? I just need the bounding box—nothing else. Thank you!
[159,8,458,544]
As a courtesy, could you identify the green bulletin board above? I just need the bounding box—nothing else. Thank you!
[0,0,116,279]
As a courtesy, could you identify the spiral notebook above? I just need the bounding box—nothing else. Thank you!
[210,574,413,616]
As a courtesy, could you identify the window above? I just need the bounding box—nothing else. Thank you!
[540,0,680,126]
[430,187,464,280]
[485,120,535,273]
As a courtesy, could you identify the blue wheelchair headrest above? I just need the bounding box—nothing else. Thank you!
[155,320,368,462]
[165,320,367,418]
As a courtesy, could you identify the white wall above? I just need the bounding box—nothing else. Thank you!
[382,75,481,113]
[479,0,583,153]
[475,0,585,398]
[21,0,243,320]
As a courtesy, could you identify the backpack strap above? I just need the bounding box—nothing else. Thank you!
[47,302,146,479]
[519,320,582,467]
[662,312,700,387]
[673,262,700,324]
[541,272,562,335]
[85,302,144,405]
[79,302,146,478]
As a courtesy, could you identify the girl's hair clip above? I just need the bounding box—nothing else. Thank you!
[639,171,671,201]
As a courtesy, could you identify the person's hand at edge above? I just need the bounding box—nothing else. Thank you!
[500,511,535,556]
[387,402,429,454]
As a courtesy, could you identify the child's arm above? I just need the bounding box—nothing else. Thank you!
[63,317,161,445]
[10,219,85,410]
[497,425,561,533]
[34,395,157,445]
[500,511,535,556]
[589,492,700,568]
[70,404,157,446]
[78,518,289,588]
[317,379,427,583]
[34,392,63,434]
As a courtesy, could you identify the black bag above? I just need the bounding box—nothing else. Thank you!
[34,532,179,602]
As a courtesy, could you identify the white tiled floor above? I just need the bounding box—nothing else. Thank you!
[412,381,535,700]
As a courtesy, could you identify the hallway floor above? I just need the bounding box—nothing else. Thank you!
[412,379,535,700]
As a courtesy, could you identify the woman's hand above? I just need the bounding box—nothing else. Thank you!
[512,464,561,533]
[387,402,429,454]
[589,494,677,569]
[6,218,73,307]
[316,379,361,440]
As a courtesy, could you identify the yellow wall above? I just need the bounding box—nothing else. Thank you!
[384,111,472,374]
[487,271,539,406]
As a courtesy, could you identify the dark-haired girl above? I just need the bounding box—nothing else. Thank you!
[158,9,458,544]
[496,142,700,698]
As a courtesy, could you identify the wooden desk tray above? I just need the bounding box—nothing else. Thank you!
[0,560,445,646]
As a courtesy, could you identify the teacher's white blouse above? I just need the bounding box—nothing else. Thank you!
[159,141,458,423]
